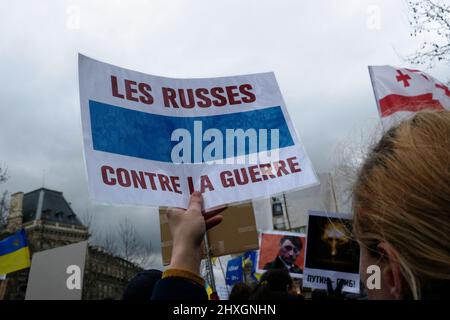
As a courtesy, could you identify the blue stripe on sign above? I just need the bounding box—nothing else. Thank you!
[89,100,294,163]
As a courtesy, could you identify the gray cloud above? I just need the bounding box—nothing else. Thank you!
[1,0,448,272]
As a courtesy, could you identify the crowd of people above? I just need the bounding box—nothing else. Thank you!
[123,267,359,301]
[123,110,449,300]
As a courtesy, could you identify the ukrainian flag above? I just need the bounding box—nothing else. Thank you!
[0,229,31,274]
[205,283,213,299]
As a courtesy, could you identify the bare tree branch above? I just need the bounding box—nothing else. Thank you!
[0,190,10,228]
[406,0,450,72]
[90,215,156,274]
[0,165,9,229]
[0,166,8,184]
[100,228,118,255]
[330,124,382,213]
[80,209,94,230]
[118,217,140,262]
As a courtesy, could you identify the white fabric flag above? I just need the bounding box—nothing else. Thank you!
[368,66,450,129]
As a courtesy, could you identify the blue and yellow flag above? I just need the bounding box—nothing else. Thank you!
[243,250,259,282]
[0,229,31,274]
[205,283,213,299]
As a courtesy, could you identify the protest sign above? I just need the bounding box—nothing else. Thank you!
[160,203,259,265]
[225,256,243,286]
[25,241,88,300]
[216,284,230,300]
[303,211,360,294]
[79,54,318,209]
[256,230,306,279]
[369,66,450,129]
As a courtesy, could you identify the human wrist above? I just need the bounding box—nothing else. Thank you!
[169,240,202,275]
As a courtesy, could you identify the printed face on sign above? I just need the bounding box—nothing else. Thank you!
[257,231,306,278]
[279,238,301,265]
[305,214,359,274]
[321,221,350,257]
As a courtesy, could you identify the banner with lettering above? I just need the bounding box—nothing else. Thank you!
[225,256,243,286]
[79,54,318,209]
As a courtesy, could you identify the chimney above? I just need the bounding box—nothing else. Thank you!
[6,192,24,233]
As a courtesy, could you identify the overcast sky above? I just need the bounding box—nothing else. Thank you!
[0,0,448,271]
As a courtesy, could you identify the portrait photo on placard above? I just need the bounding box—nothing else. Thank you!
[304,214,359,274]
[257,231,306,278]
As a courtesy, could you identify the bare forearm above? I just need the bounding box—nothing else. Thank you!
[169,241,202,275]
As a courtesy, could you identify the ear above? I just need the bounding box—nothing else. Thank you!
[377,242,406,299]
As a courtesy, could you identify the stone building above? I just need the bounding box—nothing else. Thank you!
[0,188,142,300]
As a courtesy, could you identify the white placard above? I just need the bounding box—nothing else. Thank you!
[79,54,318,209]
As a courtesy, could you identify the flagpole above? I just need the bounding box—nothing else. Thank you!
[368,66,384,130]
[217,256,230,295]
[0,277,7,300]
[282,192,292,230]
[330,172,339,212]
[203,234,216,293]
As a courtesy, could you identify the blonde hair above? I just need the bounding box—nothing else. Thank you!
[353,110,450,299]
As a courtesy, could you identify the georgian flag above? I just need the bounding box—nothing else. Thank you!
[368,66,450,129]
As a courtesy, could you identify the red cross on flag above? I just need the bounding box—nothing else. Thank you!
[368,66,450,129]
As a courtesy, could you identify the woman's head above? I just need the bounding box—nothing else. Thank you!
[353,110,450,299]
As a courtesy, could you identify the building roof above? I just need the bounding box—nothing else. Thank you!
[88,245,142,269]
[22,188,84,226]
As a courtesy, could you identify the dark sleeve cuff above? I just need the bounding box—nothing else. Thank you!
[151,277,208,300]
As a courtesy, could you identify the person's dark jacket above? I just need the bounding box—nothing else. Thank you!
[263,256,302,274]
[151,277,208,300]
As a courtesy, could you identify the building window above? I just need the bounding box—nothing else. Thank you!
[274,217,286,230]
[55,211,63,220]
[272,198,284,217]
